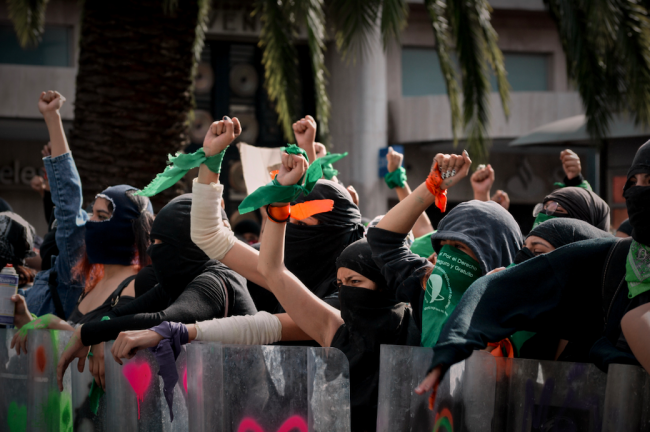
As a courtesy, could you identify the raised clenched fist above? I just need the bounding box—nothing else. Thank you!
[276,153,308,187]
[203,116,242,157]
[560,149,581,180]
[433,150,472,190]
[314,142,327,159]
[387,147,404,173]
[38,91,66,116]
[491,190,510,210]
[293,116,317,154]
[470,164,495,199]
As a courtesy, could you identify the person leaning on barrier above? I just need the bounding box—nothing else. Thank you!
[416,140,650,402]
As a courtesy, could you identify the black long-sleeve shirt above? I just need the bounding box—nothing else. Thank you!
[367,227,433,331]
[429,237,621,373]
[80,262,257,345]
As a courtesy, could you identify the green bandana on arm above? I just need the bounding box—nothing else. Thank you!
[318,152,348,180]
[626,241,650,298]
[135,147,227,197]
[384,166,407,189]
[238,144,323,214]
[553,179,593,191]
[421,245,481,347]
[17,313,57,337]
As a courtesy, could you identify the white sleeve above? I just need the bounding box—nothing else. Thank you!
[195,311,283,345]
[191,178,236,260]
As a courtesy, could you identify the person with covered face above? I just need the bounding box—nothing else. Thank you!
[107,149,421,431]
[367,152,523,348]
[416,140,650,402]
[56,192,257,390]
[531,185,611,231]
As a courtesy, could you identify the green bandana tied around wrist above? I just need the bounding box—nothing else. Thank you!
[135,147,227,197]
[421,245,481,347]
[626,240,650,298]
[384,166,407,189]
[532,212,556,229]
[318,152,348,180]
[238,144,323,214]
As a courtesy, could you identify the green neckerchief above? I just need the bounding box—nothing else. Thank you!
[384,166,407,189]
[318,152,348,180]
[553,179,593,191]
[410,232,435,258]
[238,144,323,214]
[421,245,481,347]
[626,240,650,298]
[136,147,227,197]
[532,212,556,229]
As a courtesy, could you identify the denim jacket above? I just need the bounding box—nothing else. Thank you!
[24,152,88,317]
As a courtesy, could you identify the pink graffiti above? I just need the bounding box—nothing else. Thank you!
[122,361,152,419]
[237,415,308,432]
[183,368,188,394]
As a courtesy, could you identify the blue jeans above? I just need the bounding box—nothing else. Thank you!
[24,152,88,317]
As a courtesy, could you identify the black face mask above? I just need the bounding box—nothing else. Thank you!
[513,247,536,265]
[624,186,650,245]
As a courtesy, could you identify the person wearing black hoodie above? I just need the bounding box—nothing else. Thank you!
[368,154,523,348]
[415,139,650,400]
[531,186,611,231]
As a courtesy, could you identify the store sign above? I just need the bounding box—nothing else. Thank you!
[0,160,38,186]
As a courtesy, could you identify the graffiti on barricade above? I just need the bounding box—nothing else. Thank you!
[237,415,308,432]
[122,361,152,419]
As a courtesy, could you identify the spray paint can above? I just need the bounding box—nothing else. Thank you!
[0,264,19,325]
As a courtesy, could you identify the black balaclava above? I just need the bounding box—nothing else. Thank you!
[514,218,613,264]
[623,140,650,244]
[336,238,389,293]
[285,180,365,299]
[148,194,210,300]
[431,201,524,274]
[85,185,153,266]
[0,211,36,269]
[542,187,611,231]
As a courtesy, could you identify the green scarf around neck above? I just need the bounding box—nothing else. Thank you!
[532,212,556,229]
[626,240,650,298]
[421,244,481,347]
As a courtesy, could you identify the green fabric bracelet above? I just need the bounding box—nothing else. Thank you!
[238,144,322,214]
[384,166,407,189]
[136,147,227,197]
[318,152,348,180]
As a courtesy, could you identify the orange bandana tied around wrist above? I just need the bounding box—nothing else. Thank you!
[487,338,515,358]
[426,161,448,212]
[291,199,334,220]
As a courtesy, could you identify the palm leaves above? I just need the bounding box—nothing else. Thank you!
[545,0,650,140]
[7,0,50,47]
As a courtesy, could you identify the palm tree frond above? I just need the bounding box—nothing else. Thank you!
[7,0,50,48]
[254,0,301,141]
[193,0,211,62]
[425,0,462,144]
[329,0,382,60]
[380,0,408,48]
[474,0,509,118]
[162,0,179,15]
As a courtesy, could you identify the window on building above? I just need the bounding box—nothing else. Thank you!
[0,26,71,67]
[401,48,550,96]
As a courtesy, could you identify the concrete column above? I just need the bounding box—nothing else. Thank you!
[326,25,389,220]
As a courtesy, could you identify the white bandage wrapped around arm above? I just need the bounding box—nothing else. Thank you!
[195,311,283,345]
[191,178,236,260]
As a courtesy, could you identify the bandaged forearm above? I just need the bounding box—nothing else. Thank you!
[191,178,236,260]
[195,312,282,345]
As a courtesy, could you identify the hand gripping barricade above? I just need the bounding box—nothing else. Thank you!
[376,345,650,432]
[0,329,73,432]
[186,343,351,432]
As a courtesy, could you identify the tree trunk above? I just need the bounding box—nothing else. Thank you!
[70,0,199,209]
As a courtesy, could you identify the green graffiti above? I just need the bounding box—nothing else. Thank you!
[37,390,72,432]
[433,417,453,432]
[7,401,27,432]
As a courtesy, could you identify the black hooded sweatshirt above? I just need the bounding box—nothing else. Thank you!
[428,140,650,374]
[367,200,523,331]
[542,187,611,231]
[329,238,420,432]
[80,195,257,345]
